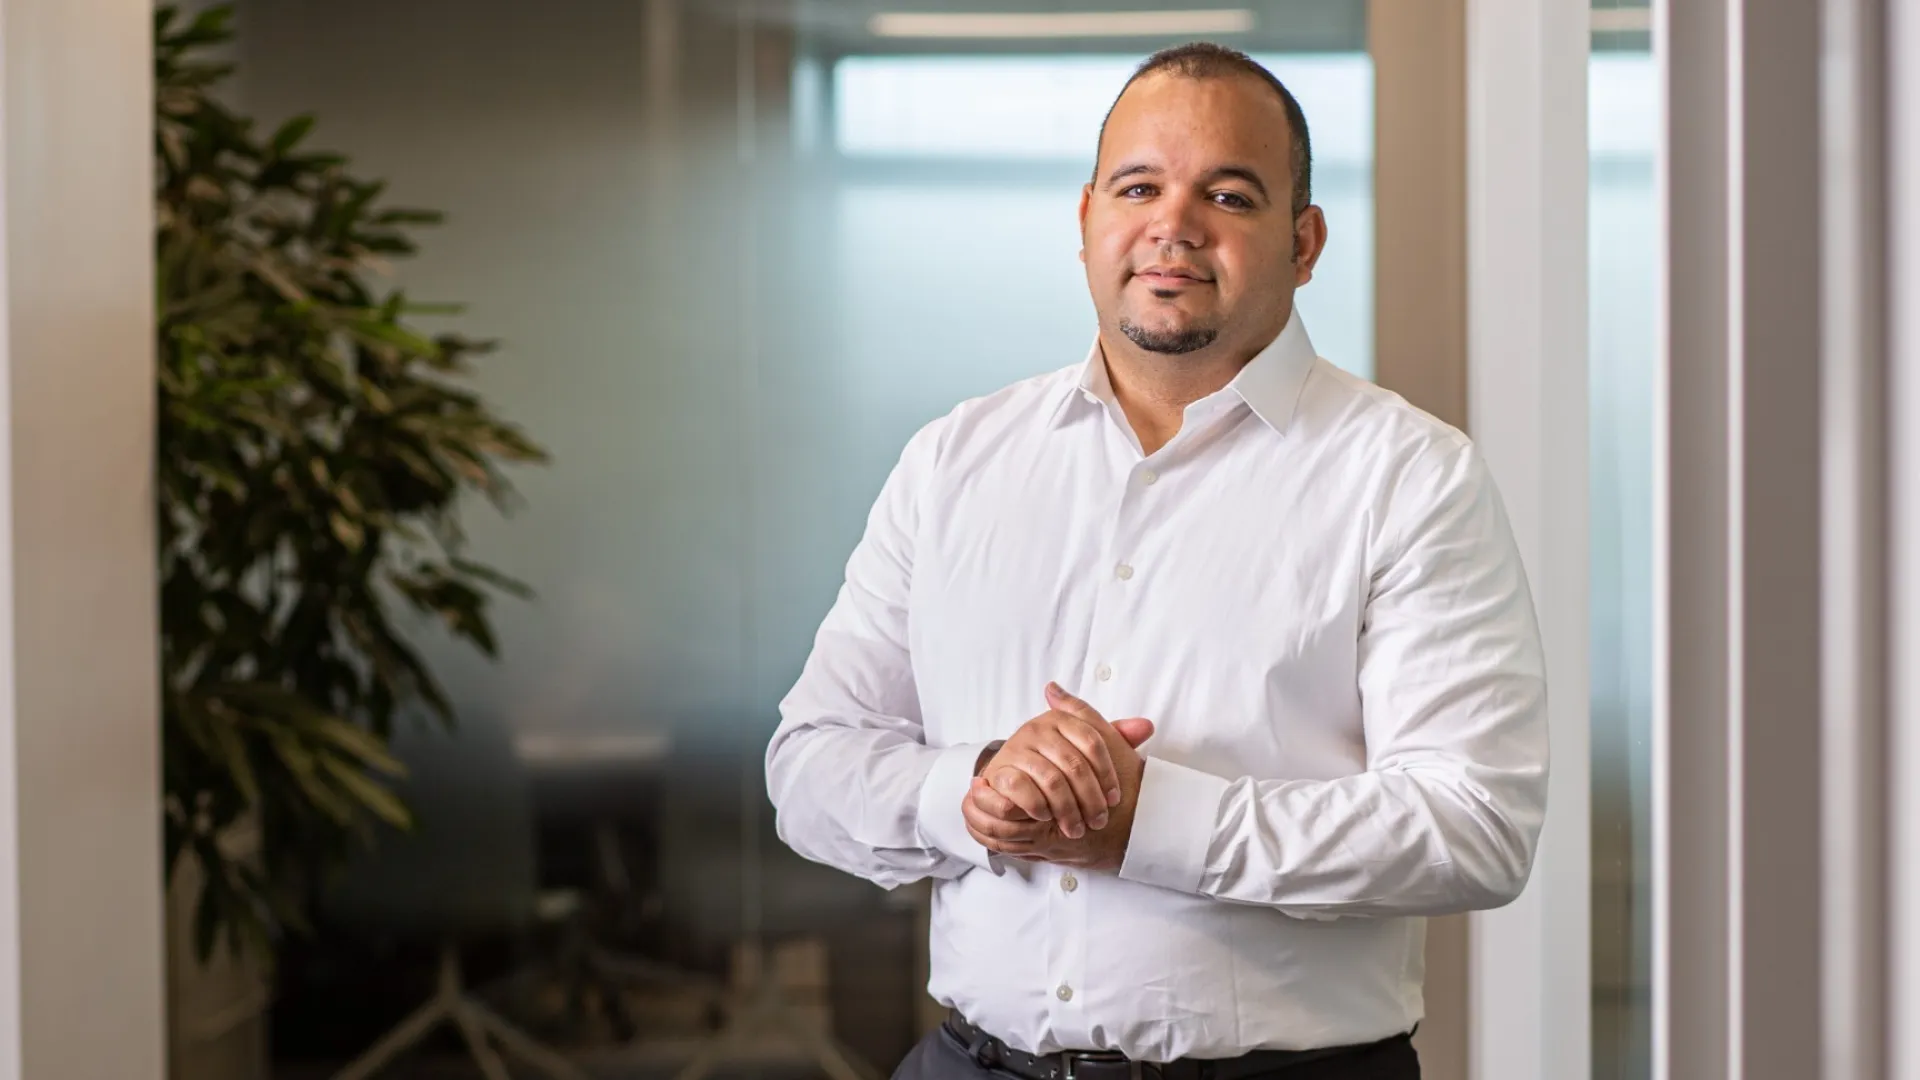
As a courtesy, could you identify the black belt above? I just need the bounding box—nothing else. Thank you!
[944,1011,1408,1080]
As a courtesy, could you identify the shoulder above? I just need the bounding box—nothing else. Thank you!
[1294,360,1497,542]
[1301,360,1473,471]
[897,364,1080,470]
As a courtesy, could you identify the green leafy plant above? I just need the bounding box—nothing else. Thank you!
[157,3,546,964]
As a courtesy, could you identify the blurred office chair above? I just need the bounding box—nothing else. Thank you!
[321,714,587,1080]
[516,729,724,1041]
[669,747,882,1080]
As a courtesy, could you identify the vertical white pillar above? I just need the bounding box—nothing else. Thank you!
[1463,0,1591,1077]
[0,0,164,1076]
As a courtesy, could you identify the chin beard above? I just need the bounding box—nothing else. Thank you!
[1119,318,1218,355]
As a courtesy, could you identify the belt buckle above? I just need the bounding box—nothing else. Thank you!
[1060,1054,1151,1080]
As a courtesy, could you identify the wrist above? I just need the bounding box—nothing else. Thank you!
[974,740,1006,776]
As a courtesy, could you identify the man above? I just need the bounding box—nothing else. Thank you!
[766,42,1548,1080]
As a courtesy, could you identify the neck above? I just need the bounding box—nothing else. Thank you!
[1099,330,1265,456]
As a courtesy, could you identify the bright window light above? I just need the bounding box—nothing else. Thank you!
[1590,53,1657,158]
[868,10,1257,40]
[833,54,1372,164]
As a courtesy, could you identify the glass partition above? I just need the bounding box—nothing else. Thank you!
[1588,10,1656,1077]
[223,0,1378,1072]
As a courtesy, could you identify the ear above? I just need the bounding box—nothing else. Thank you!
[1078,184,1094,262]
[1292,205,1329,286]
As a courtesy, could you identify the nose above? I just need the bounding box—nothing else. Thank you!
[1147,189,1206,249]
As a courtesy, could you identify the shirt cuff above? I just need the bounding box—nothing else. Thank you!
[1118,756,1231,895]
[915,742,1002,874]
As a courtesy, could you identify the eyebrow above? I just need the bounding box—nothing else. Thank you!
[1102,162,1161,188]
[1204,165,1271,201]
[1101,162,1272,202]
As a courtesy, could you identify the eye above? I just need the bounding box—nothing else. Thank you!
[1212,191,1255,210]
[1121,183,1157,198]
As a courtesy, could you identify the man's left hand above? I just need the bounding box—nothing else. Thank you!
[963,683,1149,870]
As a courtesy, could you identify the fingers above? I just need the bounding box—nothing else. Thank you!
[1008,728,1101,837]
[965,784,1048,847]
[980,688,1140,841]
[985,764,1054,822]
[1110,717,1155,748]
[987,734,1106,836]
[966,780,1103,866]
[1044,683,1135,804]
[1037,726,1118,826]
[966,819,1038,854]
[1053,714,1123,808]
[1045,682,1110,728]
[998,734,1090,837]
[966,778,1031,822]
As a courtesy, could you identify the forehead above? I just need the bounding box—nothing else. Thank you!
[1098,72,1294,180]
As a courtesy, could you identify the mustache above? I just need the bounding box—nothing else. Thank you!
[1130,259,1215,281]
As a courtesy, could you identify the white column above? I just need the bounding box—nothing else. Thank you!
[1463,0,1591,1077]
[0,0,165,1076]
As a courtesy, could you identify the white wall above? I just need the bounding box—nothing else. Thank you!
[0,0,165,1075]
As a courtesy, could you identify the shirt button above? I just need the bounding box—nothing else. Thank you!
[1115,563,1134,581]
[1056,983,1074,1002]
[1141,470,1159,486]
[1095,663,1113,682]
[1061,873,1078,893]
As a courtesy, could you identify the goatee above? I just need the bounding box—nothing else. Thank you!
[1119,319,1218,355]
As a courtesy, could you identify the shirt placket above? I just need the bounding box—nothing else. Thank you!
[1048,427,1161,1047]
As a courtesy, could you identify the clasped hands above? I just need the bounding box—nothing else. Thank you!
[962,682,1155,870]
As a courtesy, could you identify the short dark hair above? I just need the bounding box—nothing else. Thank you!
[1093,42,1313,218]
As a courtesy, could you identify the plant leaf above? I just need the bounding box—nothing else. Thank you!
[208,712,260,807]
[154,0,546,966]
[450,557,534,600]
[269,115,316,157]
[318,755,412,829]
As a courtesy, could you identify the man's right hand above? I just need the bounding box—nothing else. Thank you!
[973,686,1154,839]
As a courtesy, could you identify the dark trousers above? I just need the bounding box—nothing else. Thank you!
[891,1022,1421,1080]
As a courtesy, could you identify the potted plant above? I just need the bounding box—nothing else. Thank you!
[156,4,546,1073]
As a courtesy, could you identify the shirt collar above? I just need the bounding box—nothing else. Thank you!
[1045,309,1320,435]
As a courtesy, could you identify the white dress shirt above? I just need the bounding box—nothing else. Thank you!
[766,312,1549,1061]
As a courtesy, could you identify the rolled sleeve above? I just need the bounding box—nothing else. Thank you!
[915,742,1003,874]
[1118,756,1231,894]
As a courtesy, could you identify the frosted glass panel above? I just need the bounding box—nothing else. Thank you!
[1589,48,1656,1080]
[834,184,1094,390]
[228,4,1379,1066]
